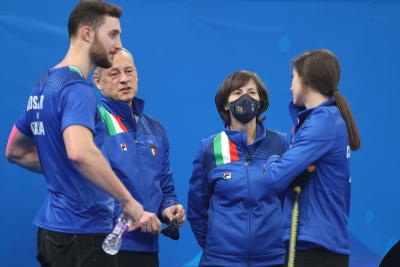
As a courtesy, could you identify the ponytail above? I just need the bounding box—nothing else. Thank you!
[333,91,361,150]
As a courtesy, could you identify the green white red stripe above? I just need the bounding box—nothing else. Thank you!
[213,131,238,166]
[98,106,128,136]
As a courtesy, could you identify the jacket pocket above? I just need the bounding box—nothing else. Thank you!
[205,207,246,256]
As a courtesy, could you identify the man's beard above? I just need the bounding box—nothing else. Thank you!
[89,35,112,69]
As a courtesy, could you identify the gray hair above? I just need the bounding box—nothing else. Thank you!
[93,47,134,78]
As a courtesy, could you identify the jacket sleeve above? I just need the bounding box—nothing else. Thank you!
[281,132,290,152]
[275,131,291,203]
[188,140,210,249]
[158,134,178,215]
[266,109,336,193]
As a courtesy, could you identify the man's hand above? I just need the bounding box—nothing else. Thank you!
[130,211,161,234]
[122,200,144,232]
[162,204,186,225]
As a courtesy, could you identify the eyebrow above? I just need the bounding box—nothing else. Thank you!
[107,68,120,73]
[236,87,256,91]
[106,66,135,73]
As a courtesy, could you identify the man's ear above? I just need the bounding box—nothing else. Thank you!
[92,75,102,91]
[79,25,95,44]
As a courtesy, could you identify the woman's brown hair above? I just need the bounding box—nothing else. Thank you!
[215,70,269,126]
[292,49,361,150]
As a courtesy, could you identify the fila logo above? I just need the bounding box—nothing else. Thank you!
[223,172,232,180]
[120,143,127,151]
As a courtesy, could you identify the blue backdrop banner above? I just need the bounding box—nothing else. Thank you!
[1,1,399,266]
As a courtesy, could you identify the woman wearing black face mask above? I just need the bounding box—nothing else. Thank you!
[188,70,288,267]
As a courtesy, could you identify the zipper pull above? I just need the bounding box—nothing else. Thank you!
[246,152,252,163]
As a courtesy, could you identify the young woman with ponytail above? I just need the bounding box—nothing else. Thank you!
[265,49,361,267]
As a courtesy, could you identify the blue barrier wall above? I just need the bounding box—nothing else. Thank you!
[1,1,399,266]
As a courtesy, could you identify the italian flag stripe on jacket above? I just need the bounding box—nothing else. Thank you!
[98,105,128,136]
[213,131,238,166]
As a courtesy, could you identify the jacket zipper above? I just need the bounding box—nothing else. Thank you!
[245,157,251,267]
[132,130,149,209]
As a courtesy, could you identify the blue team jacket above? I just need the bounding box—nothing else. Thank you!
[265,98,351,254]
[188,124,288,267]
[99,96,178,252]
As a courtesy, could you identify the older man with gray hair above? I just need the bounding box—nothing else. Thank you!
[93,48,185,267]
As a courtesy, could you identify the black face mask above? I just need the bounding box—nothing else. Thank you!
[229,94,261,123]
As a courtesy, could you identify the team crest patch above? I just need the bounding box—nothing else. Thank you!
[223,172,232,180]
[149,143,157,156]
[120,143,127,151]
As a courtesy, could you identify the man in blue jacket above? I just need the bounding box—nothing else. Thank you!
[5,2,146,267]
[93,48,185,267]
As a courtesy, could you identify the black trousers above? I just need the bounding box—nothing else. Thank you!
[37,228,117,267]
[285,247,349,267]
[204,264,283,267]
[117,251,159,267]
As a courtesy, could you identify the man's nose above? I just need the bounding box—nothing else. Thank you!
[115,37,122,50]
[120,72,130,83]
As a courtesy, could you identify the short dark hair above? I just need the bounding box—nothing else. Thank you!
[215,70,269,126]
[68,1,122,39]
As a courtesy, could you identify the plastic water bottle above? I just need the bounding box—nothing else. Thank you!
[102,213,132,255]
